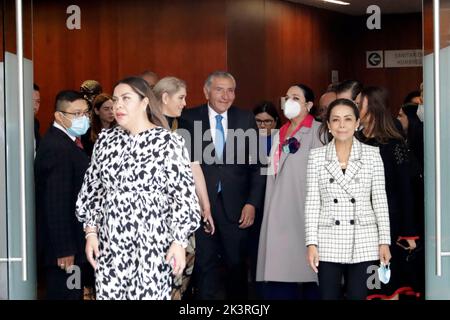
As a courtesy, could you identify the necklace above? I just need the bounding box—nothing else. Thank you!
[339,161,347,168]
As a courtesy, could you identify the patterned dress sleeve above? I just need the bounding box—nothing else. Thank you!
[165,134,201,247]
[371,147,391,245]
[75,129,107,229]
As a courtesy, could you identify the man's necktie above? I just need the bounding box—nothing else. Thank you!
[215,114,225,192]
[75,137,84,149]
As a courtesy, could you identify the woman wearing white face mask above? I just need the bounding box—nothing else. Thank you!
[256,84,323,299]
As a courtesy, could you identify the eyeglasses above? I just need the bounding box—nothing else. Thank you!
[60,110,90,118]
[256,119,274,126]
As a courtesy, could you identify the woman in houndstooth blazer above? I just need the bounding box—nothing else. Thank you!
[305,98,391,300]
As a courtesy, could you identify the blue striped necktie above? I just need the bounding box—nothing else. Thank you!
[215,114,225,192]
[215,114,225,159]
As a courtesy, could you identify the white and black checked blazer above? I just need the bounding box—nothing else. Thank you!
[304,137,391,264]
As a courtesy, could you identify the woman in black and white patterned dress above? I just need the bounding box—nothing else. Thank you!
[76,77,201,300]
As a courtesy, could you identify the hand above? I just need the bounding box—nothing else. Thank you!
[379,244,391,265]
[239,204,255,229]
[85,234,100,269]
[201,205,215,235]
[396,238,417,251]
[406,239,417,250]
[57,255,75,271]
[166,242,186,276]
[307,245,319,273]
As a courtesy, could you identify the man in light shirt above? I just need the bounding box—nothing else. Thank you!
[179,71,265,299]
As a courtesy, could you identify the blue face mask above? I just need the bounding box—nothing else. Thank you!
[62,113,90,137]
[378,263,391,284]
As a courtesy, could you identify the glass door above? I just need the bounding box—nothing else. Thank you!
[423,0,450,299]
[0,0,36,300]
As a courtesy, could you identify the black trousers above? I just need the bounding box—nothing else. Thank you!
[318,261,376,300]
[45,265,83,300]
[194,193,248,300]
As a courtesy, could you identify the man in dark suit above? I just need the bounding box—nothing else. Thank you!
[35,90,90,299]
[179,71,265,299]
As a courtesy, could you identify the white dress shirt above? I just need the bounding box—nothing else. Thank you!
[53,121,76,141]
[208,104,228,143]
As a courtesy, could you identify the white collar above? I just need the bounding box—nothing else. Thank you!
[208,104,228,120]
[53,121,76,141]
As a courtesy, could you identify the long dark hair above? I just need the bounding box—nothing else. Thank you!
[319,98,360,144]
[90,93,116,143]
[113,77,169,129]
[360,86,403,144]
[253,101,281,129]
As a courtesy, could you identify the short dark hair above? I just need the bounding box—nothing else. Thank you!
[54,90,87,111]
[325,83,338,93]
[336,80,363,100]
[33,83,40,91]
[292,84,315,103]
[319,98,360,144]
[403,90,421,104]
[253,100,281,129]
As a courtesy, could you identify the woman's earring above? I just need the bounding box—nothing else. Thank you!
[328,129,331,133]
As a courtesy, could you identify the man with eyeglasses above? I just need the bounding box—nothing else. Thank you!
[35,90,90,299]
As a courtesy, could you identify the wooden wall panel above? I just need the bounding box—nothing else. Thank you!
[227,0,266,109]
[33,0,423,132]
[350,13,423,114]
[33,0,226,132]
[262,0,352,119]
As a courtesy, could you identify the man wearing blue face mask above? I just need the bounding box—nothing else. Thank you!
[35,90,90,299]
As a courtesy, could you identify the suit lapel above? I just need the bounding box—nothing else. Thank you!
[325,139,349,194]
[222,106,236,162]
[325,137,362,197]
[342,138,362,189]
[199,105,212,157]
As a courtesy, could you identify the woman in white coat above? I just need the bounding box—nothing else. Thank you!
[256,84,323,299]
[305,98,391,300]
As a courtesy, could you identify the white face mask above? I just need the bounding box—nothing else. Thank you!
[283,99,301,120]
[416,104,424,122]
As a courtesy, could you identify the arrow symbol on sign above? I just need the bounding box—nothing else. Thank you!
[368,53,382,66]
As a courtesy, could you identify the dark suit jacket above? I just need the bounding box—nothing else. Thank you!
[34,117,41,151]
[35,125,89,266]
[179,104,265,222]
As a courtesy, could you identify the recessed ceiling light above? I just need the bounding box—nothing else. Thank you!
[323,0,351,5]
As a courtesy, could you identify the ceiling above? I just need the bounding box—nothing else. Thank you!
[287,0,422,16]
